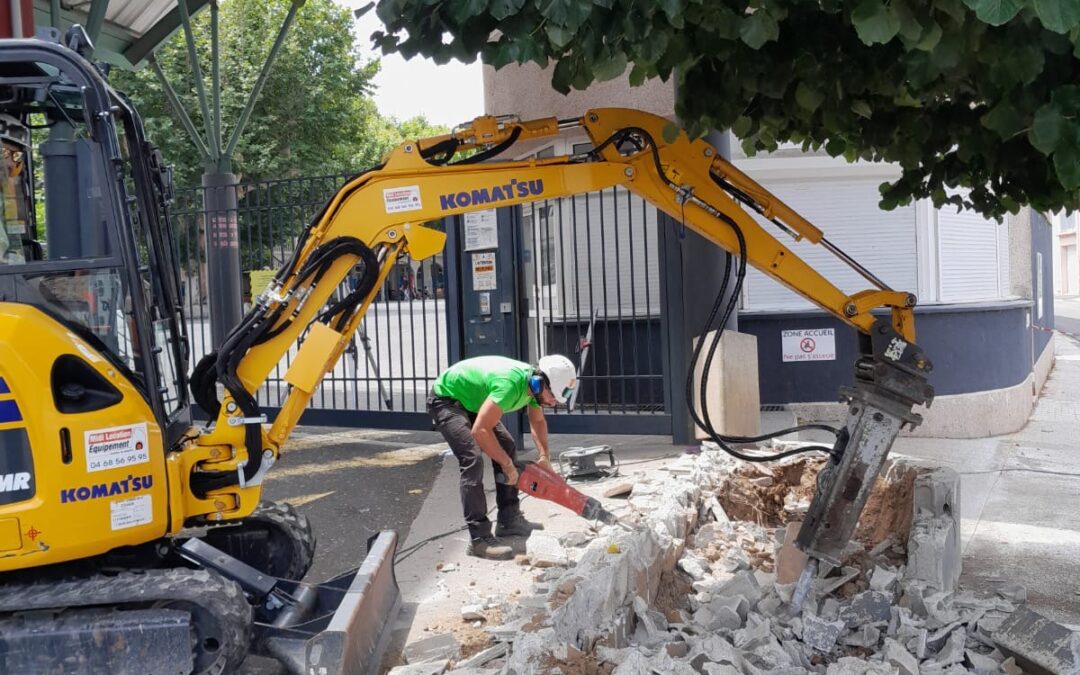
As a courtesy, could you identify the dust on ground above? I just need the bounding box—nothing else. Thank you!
[540,646,616,675]
[653,568,693,621]
[424,606,504,661]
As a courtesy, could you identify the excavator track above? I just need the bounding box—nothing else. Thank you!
[200,500,317,580]
[0,567,252,675]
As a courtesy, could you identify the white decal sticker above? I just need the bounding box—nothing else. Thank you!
[781,328,837,362]
[84,423,149,473]
[383,185,422,213]
[471,252,497,291]
[464,209,499,250]
[110,494,153,530]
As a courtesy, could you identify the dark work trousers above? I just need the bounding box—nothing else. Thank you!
[427,393,521,539]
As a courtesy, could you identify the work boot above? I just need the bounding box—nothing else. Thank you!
[466,535,514,560]
[495,514,545,538]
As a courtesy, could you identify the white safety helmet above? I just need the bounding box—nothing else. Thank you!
[537,354,578,403]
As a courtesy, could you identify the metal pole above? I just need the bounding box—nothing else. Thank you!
[203,172,242,348]
[50,0,61,28]
[85,0,108,43]
[9,0,22,38]
[149,55,212,161]
[177,0,218,164]
[210,0,222,158]
[224,0,302,158]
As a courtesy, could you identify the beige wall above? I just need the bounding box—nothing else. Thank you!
[483,63,675,120]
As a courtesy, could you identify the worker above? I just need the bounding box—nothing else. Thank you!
[427,354,578,560]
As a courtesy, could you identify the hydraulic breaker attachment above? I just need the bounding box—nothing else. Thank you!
[180,531,401,675]
[791,318,934,609]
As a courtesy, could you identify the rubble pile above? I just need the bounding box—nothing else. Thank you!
[393,446,1077,675]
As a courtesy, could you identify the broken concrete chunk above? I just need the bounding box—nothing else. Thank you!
[883,637,919,675]
[934,628,967,666]
[992,605,1079,675]
[757,596,783,617]
[460,604,485,622]
[387,659,450,675]
[869,566,899,595]
[999,656,1023,675]
[801,614,846,653]
[526,532,570,568]
[965,648,1001,675]
[560,531,591,548]
[701,665,741,675]
[841,624,881,649]
[825,656,895,675]
[905,514,960,594]
[733,617,775,652]
[679,555,710,581]
[612,649,652,675]
[719,547,751,573]
[403,633,460,664]
[995,583,1027,603]
[716,571,762,606]
[839,590,891,627]
[816,566,860,596]
[456,642,508,668]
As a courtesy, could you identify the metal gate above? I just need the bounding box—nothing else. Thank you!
[173,175,672,434]
[173,174,450,429]
[518,187,672,434]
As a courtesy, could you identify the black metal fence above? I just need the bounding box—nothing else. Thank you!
[173,175,669,432]
[172,174,450,428]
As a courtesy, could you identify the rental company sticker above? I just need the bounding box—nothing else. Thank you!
[472,252,497,291]
[781,328,836,362]
[110,494,153,531]
[383,185,423,213]
[85,423,149,473]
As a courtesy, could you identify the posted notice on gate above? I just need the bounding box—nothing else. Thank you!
[85,423,150,473]
[781,328,836,362]
[464,209,498,251]
[472,252,497,290]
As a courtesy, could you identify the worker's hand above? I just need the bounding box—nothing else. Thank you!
[500,462,519,487]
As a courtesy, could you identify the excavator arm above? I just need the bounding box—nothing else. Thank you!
[178,108,934,595]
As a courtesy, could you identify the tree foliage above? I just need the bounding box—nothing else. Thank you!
[372,0,1080,219]
[113,0,442,189]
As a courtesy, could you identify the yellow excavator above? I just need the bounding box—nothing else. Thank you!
[0,29,933,674]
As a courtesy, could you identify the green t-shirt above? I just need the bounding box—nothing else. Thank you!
[432,356,540,413]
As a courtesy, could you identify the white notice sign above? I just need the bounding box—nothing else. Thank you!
[85,423,150,473]
[464,209,498,251]
[110,494,153,530]
[472,252,497,290]
[781,328,836,362]
[382,185,422,213]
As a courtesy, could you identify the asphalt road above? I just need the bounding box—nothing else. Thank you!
[237,425,447,674]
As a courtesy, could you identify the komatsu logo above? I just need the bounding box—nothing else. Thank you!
[0,472,30,493]
[439,178,545,210]
[60,474,153,503]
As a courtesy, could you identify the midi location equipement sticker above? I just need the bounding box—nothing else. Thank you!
[383,185,423,213]
[85,423,150,473]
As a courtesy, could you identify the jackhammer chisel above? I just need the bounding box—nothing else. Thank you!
[496,461,623,526]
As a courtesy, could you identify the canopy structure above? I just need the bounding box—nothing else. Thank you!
[32,0,210,69]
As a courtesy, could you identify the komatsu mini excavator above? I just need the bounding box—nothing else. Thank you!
[0,27,933,675]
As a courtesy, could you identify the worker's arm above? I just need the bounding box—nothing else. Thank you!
[527,405,552,467]
[472,398,518,485]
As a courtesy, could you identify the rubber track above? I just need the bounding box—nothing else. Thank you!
[247,500,316,581]
[0,568,252,675]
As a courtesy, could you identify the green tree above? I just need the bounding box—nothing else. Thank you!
[371,0,1080,219]
[113,0,385,189]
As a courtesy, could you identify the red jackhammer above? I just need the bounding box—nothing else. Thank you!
[496,461,622,525]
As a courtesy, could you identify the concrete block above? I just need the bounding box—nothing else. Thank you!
[841,625,881,649]
[698,635,738,664]
[966,649,1000,675]
[825,657,895,675]
[1000,656,1023,675]
[776,522,809,585]
[839,591,891,628]
[883,637,919,675]
[869,566,899,595]
[733,617,775,651]
[913,467,960,527]
[404,633,460,663]
[456,643,508,669]
[692,330,760,439]
[801,614,846,653]
[905,515,960,594]
[612,650,652,675]
[679,555,710,581]
[934,628,967,666]
[993,606,1079,675]
[708,594,750,622]
[702,665,742,675]
[560,531,591,548]
[504,628,557,675]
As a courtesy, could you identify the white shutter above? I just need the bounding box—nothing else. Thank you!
[741,178,918,310]
[937,204,1005,302]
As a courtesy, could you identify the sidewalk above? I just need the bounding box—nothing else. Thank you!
[386,332,1080,667]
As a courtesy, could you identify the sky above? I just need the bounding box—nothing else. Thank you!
[345,0,485,128]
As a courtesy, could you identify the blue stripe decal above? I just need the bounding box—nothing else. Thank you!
[0,377,8,395]
[0,399,21,424]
